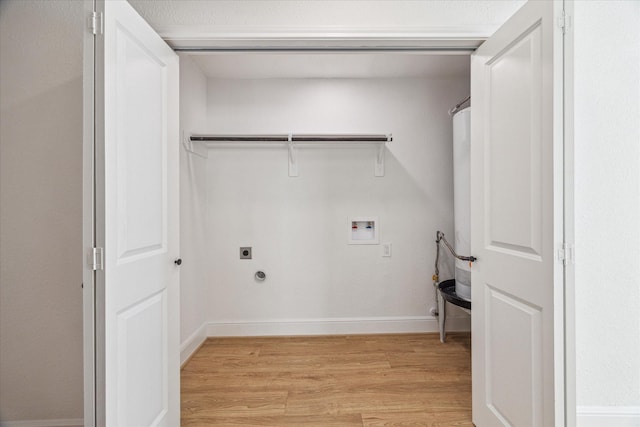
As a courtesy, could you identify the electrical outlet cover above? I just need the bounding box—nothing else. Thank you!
[382,243,392,257]
[240,247,252,259]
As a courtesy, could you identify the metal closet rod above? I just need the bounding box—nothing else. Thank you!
[190,134,392,143]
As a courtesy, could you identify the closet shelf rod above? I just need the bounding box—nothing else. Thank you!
[184,133,390,177]
[190,134,392,143]
[190,135,288,142]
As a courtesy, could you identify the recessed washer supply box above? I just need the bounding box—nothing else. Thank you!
[348,217,379,245]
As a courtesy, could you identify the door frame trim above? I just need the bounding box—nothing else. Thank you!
[162,27,494,52]
[82,0,106,425]
[82,1,96,426]
[561,0,577,425]
[82,15,573,427]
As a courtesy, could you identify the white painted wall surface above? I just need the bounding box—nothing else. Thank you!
[196,76,469,335]
[574,0,640,421]
[129,0,525,36]
[178,55,210,361]
[0,0,84,423]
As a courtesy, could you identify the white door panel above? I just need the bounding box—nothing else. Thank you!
[471,1,563,426]
[96,1,180,425]
[485,24,543,260]
[115,31,165,261]
[484,285,543,426]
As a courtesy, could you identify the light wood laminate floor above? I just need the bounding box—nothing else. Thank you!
[181,333,472,426]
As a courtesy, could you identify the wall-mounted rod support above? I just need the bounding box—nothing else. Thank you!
[375,143,385,177]
[448,95,470,116]
[288,134,298,177]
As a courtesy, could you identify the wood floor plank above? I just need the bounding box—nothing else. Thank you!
[181,391,288,418]
[181,371,339,393]
[181,413,364,427]
[362,411,474,427]
[184,353,391,374]
[181,333,472,425]
[284,389,470,416]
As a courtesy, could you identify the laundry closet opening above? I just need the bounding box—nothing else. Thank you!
[177,51,471,362]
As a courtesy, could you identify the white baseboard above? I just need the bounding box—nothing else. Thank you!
[180,315,470,363]
[577,406,640,427]
[204,315,470,337]
[180,322,208,366]
[0,419,83,427]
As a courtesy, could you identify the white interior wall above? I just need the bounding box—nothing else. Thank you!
[0,0,84,423]
[574,0,640,421]
[188,75,470,337]
[178,55,210,361]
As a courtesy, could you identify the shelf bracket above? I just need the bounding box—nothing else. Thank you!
[374,142,385,177]
[287,134,298,177]
[182,131,208,159]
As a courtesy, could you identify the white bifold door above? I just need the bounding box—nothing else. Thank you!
[471,1,564,427]
[90,0,180,425]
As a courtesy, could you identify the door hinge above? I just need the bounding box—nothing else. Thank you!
[557,242,574,266]
[89,11,103,35]
[557,10,571,34]
[88,247,104,271]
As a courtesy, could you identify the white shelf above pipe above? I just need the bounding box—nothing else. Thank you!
[183,133,392,177]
